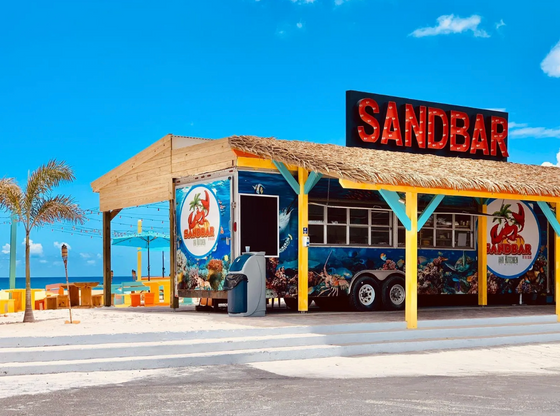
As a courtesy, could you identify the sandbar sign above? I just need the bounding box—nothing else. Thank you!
[486,199,539,279]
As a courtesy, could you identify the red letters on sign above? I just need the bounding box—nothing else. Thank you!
[470,114,489,156]
[357,98,380,143]
[490,116,509,157]
[427,107,448,150]
[450,111,470,153]
[404,104,426,148]
[381,101,403,146]
[355,98,508,159]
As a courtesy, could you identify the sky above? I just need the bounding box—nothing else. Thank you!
[1,0,560,278]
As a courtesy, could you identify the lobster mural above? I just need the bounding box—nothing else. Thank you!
[490,203,526,245]
[188,190,211,230]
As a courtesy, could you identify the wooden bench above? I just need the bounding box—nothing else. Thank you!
[92,294,103,307]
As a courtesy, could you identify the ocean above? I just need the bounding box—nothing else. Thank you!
[0,276,135,290]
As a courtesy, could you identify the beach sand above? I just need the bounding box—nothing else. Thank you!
[0,307,249,338]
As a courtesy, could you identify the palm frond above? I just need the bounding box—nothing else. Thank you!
[25,160,75,212]
[0,178,24,220]
[31,195,85,229]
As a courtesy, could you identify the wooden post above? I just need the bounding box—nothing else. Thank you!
[103,211,112,307]
[298,167,309,312]
[478,203,488,306]
[405,191,418,329]
[169,196,178,309]
[137,220,142,281]
[556,205,560,321]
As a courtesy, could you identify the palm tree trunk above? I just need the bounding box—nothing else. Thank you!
[23,233,34,323]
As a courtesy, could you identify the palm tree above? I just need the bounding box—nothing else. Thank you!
[0,161,84,323]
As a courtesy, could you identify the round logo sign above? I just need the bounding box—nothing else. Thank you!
[179,186,221,258]
[486,199,540,279]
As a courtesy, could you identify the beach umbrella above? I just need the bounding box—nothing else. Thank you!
[141,246,170,278]
[112,231,170,280]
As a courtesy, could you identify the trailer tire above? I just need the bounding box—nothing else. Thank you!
[349,276,381,311]
[284,297,298,310]
[381,275,406,310]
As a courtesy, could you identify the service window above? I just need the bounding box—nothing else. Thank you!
[239,194,279,257]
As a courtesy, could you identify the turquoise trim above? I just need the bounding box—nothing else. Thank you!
[537,201,560,237]
[378,189,411,231]
[272,160,300,194]
[304,171,323,195]
[418,195,444,230]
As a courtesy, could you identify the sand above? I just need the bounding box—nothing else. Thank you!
[0,307,248,338]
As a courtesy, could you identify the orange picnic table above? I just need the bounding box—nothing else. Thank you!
[5,289,44,311]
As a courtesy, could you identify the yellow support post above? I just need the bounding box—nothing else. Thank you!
[556,205,560,321]
[478,203,488,306]
[405,191,418,329]
[298,167,309,312]
[137,220,142,281]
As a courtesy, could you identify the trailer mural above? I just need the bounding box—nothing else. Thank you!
[238,170,549,299]
[176,177,232,292]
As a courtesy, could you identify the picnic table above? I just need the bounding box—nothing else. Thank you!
[142,279,170,305]
[60,282,99,308]
[5,289,44,311]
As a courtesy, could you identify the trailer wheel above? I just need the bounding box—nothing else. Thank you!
[283,297,298,310]
[381,276,406,310]
[349,276,381,311]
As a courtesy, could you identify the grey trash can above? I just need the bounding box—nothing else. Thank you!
[225,274,248,314]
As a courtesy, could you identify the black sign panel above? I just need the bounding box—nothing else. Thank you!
[346,90,509,161]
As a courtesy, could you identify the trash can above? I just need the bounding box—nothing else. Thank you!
[225,274,248,314]
[225,252,266,317]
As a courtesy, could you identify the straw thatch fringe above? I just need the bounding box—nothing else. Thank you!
[229,135,560,197]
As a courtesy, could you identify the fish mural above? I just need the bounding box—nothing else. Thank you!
[253,184,265,194]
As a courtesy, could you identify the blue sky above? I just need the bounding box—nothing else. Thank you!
[1,0,560,277]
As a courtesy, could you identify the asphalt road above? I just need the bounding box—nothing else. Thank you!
[2,364,560,416]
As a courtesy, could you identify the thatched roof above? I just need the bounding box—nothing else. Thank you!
[228,135,560,198]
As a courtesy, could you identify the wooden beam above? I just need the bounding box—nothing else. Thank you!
[298,167,309,312]
[304,171,323,195]
[339,179,560,204]
[237,156,298,172]
[405,191,418,329]
[169,194,178,309]
[110,209,122,221]
[272,160,300,194]
[378,189,411,231]
[418,195,444,230]
[92,135,171,192]
[478,203,488,306]
[102,211,112,307]
[537,201,560,237]
[556,205,560,321]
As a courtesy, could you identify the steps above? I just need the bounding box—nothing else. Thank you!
[1,315,559,376]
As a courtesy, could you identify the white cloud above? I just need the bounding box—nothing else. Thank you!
[1,244,9,254]
[22,239,43,256]
[509,122,528,129]
[87,260,96,265]
[411,14,489,38]
[542,149,560,167]
[80,253,91,259]
[495,19,505,30]
[541,40,560,78]
[39,259,48,264]
[486,108,506,112]
[290,0,315,3]
[509,126,560,139]
[334,0,350,5]
[296,22,303,29]
[54,241,71,251]
[97,253,102,259]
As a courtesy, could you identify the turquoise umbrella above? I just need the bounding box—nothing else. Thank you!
[112,231,170,280]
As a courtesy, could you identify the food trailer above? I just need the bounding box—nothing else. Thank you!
[92,90,560,329]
